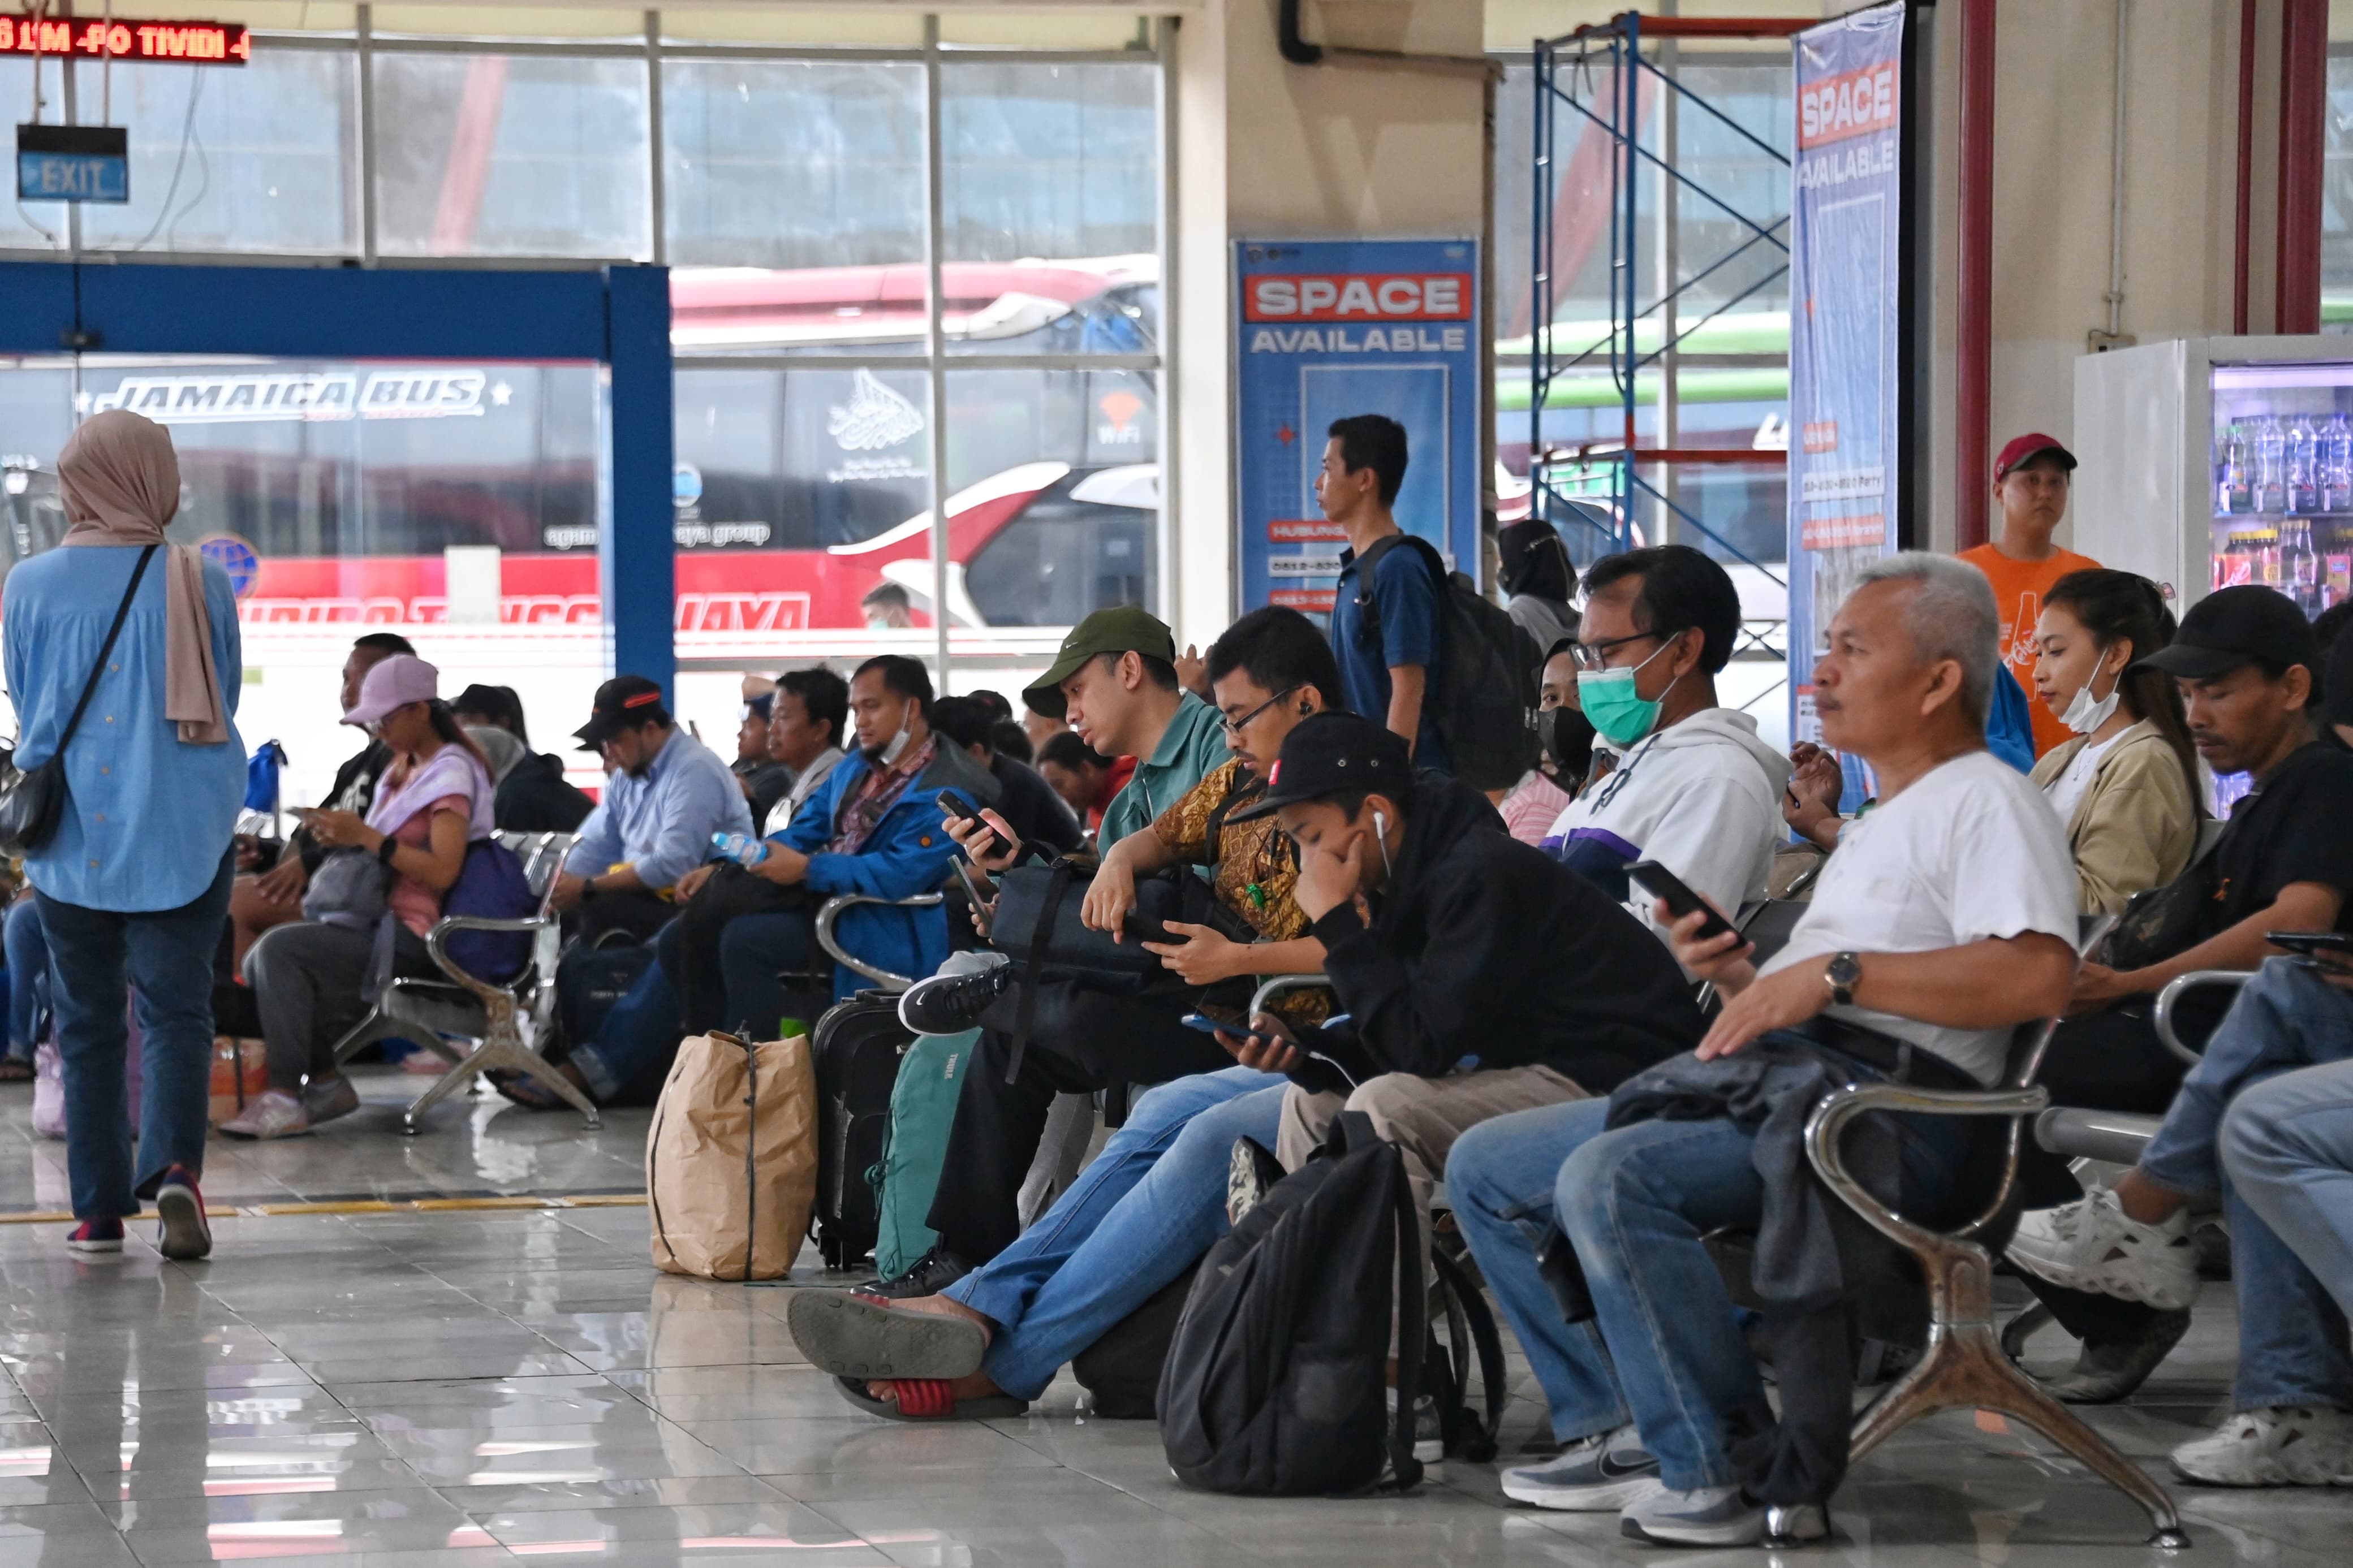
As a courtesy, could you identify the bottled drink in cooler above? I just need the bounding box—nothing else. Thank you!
[2256,416,2287,512]
[2220,420,2252,513]
[2286,519,2322,614]
[2326,413,2353,512]
[2289,416,2320,513]
[2256,526,2284,587]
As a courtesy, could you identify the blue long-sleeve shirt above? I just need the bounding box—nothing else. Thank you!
[2,545,246,912]
[562,728,750,890]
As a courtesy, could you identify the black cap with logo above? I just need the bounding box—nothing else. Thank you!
[1226,711,1412,823]
[2133,585,2317,683]
[574,675,672,749]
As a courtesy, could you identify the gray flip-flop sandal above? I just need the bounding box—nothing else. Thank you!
[832,1375,1028,1422]
[786,1290,989,1380]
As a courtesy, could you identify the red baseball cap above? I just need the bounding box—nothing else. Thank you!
[1994,432,2077,481]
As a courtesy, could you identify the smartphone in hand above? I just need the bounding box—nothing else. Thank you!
[1624,859,1738,942]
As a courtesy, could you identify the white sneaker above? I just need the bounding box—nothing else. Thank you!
[2005,1187,2201,1311]
[1501,1423,1662,1511]
[2170,1407,2353,1487]
[217,1088,311,1141]
[303,1073,361,1126]
[1619,1483,1828,1547]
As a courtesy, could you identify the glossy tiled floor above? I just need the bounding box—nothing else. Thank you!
[3,1068,2351,1566]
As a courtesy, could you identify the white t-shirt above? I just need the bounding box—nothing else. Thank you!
[2042,731,2121,824]
[1759,749,2077,1084]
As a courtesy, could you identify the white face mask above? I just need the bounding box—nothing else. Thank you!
[872,720,915,766]
[2058,655,2122,736]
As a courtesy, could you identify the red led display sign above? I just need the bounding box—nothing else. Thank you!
[1,15,252,65]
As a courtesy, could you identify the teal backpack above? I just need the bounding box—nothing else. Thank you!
[867,1027,981,1279]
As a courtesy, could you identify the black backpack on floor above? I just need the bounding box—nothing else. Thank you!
[812,991,916,1271]
[1156,1113,1425,1495]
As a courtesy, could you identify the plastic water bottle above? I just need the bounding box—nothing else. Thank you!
[2290,416,2320,513]
[2325,413,2353,512]
[2257,416,2287,513]
[712,832,769,867]
[2220,420,2250,514]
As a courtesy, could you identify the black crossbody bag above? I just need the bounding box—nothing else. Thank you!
[0,544,158,856]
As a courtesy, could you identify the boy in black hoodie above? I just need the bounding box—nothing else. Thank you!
[1224,712,1703,1225]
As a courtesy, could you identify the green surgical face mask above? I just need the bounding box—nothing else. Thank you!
[1575,639,1680,748]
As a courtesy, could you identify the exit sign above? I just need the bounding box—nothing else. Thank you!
[16,124,128,204]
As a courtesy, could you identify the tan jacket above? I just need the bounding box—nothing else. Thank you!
[2029,719,2200,916]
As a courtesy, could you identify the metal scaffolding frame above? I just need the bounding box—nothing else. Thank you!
[1528,13,1809,602]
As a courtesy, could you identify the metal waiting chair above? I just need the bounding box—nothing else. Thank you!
[1789,913,2188,1547]
[328,830,587,1134]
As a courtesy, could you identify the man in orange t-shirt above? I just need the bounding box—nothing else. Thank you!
[1958,432,2101,758]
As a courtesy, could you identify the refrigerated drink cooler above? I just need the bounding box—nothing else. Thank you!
[2075,335,2353,619]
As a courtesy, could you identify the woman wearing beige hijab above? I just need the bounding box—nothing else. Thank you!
[3,408,245,1261]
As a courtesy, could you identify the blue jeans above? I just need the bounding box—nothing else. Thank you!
[1449,1050,1967,1492]
[36,850,234,1220]
[2141,958,2353,1198]
[3,896,44,1061]
[945,1066,1286,1401]
[2226,1059,2353,1336]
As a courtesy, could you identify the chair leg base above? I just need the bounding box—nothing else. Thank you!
[2000,1301,2055,1362]
[400,1035,600,1133]
[1851,1320,2186,1548]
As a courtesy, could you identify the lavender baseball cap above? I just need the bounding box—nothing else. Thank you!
[343,653,441,727]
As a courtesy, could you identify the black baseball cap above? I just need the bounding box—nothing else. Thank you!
[2134,585,2317,681]
[574,675,671,749]
[1226,712,1412,823]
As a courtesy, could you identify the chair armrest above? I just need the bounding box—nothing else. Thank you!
[1804,1079,2049,1249]
[2152,970,2250,1065]
[815,893,945,993]
[423,914,552,1003]
[1249,974,1333,1016]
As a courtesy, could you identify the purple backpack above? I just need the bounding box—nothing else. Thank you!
[443,838,536,982]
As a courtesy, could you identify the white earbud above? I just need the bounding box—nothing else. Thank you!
[1371,810,1394,879]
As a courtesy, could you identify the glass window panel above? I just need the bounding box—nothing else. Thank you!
[2326,47,2353,331]
[373,5,643,40]
[671,368,936,681]
[114,0,356,28]
[949,368,1157,630]
[941,62,1158,354]
[663,61,922,269]
[373,52,650,259]
[662,8,925,46]
[939,13,1153,50]
[0,356,609,807]
[72,52,357,254]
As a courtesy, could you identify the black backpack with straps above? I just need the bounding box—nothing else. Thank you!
[1156,1112,1427,1496]
[1350,533,1542,792]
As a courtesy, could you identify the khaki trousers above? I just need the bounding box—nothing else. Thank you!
[1277,1064,1589,1286]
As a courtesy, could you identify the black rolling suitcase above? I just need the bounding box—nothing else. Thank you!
[811,991,916,1270]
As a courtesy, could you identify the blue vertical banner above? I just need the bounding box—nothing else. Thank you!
[1235,240,1480,616]
[1787,2,1906,777]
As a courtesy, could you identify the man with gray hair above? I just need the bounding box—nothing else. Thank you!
[1447,551,2083,1545]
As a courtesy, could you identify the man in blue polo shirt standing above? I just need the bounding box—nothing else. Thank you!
[1324,414,1449,774]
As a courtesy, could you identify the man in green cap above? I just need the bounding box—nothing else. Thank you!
[1020,605,1229,848]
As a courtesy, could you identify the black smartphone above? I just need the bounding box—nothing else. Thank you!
[935,790,980,830]
[1624,859,1738,942]
[1180,1004,1253,1039]
[2268,930,2353,959]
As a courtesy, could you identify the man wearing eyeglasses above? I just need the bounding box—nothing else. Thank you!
[866,608,1324,1297]
[1540,546,1790,952]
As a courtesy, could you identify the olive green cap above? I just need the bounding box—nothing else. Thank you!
[1022,606,1177,719]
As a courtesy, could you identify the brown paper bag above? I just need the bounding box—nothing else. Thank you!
[646,1031,818,1281]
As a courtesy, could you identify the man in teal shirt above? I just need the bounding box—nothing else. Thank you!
[863,607,1234,1295]
[1026,606,1229,848]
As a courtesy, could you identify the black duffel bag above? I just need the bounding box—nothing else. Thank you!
[989,858,1253,989]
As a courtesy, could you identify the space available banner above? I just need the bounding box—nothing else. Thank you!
[1787,1,1904,772]
[1234,239,1479,615]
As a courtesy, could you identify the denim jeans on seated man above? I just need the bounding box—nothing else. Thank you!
[942,1066,1286,1400]
[36,851,236,1219]
[2227,1057,2353,1327]
[1445,1049,1971,1493]
[568,910,820,1104]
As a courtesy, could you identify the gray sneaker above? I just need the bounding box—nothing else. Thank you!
[1620,1484,1828,1548]
[303,1073,361,1126]
[1500,1424,1661,1511]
